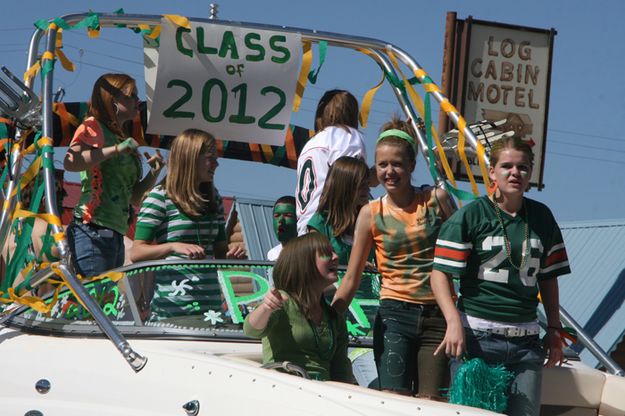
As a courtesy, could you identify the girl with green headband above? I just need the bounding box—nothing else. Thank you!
[333,116,455,398]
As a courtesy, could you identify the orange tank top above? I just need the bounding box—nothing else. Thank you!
[370,186,444,303]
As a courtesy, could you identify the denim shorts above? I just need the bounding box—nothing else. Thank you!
[67,221,125,277]
[451,327,545,416]
[373,299,448,396]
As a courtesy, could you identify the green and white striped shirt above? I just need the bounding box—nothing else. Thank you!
[134,185,227,320]
[134,185,226,259]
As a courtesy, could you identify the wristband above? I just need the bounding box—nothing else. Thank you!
[114,143,119,155]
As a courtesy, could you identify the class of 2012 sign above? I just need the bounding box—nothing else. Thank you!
[148,19,303,146]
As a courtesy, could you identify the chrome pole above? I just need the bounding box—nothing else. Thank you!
[26,24,148,372]
[560,307,624,376]
[40,26,69,259]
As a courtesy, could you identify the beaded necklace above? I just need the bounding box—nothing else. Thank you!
[307,306,335,361]
[489,196,530,271]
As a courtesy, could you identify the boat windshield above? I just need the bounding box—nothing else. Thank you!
[8,260,379,345]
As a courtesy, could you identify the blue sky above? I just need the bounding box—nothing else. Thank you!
[4,0,625,222]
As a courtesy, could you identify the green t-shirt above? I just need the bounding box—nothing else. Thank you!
[307,211,377,301]
[72,118,142,234]
[433,196,571,323]
[243,293,353,383]
[307,211,353,264]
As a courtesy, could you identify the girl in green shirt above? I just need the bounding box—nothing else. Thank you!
[244,233,353,383]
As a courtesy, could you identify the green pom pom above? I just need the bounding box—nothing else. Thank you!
[448,358,514,413]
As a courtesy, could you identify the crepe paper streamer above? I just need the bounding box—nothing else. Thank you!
[410,68,470,198]
[410,62,480,197]
[139,24,161,40]
[39,51,56,81]
[416,68,491,194]
[34,14,101,35]
[55,29,75,72]
[424,94,441,183]
[355,48,393,128]
[560,327,578,345]
[307,41,327,84]
[456,118,479,196]
[386,51,469,201]
[448,357,514,413]
[359,71,385,128]
[23,61,41,83]
[11,208,62,227]
[292,40,312,112]
[164,14,191,29]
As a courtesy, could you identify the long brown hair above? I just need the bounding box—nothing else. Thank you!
[317,156,369,237]
[88,73,136,138]
[273,233,333,319]
[314,89,359,133]
[165,129,217,217]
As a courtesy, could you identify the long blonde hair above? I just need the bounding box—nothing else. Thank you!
[165,129,217,217]
[88,73,136,138]
[273,233,333,319]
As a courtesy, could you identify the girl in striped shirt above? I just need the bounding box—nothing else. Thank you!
[131,129,245,319]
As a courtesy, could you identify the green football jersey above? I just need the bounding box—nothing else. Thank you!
[433,196,570,323]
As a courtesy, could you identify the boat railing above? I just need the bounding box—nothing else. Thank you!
[0,11,621,377]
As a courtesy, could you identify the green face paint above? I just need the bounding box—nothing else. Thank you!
[272,203,297,243]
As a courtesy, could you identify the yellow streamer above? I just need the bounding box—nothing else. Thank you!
[440,100,455,114]
[12,208,62,227]
[385,51,459,194]
[87,27,100,38]
[41,51,55,61]
[164,14,191,29]
[359,70,385,128]
[414,68,427,79]
[137,24,162,40]
[23,61,41,83]
[55,30,75,71]
[292,40,312,112]
[477,140,491,192]
[9,157,42,199]
[457,118,479,196]
[260,144,274,161]
[38,136,53,147]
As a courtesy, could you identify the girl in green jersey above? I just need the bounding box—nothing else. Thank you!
[431,137,570,416]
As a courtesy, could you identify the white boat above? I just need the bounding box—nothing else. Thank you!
[0,10,624,416]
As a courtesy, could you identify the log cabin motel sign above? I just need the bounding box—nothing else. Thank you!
[442,14,556,189]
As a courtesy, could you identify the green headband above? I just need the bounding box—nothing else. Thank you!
[376,129,416,152]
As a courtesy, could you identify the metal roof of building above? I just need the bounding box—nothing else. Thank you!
[232,197,279,261]
[558,218,625,368]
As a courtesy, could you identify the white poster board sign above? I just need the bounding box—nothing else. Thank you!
[147,19,302,146]
[461,21,554,187]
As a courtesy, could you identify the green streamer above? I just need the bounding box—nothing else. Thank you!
[423,90,476,202]
[307,41,327,84]
[423,93,439,183]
